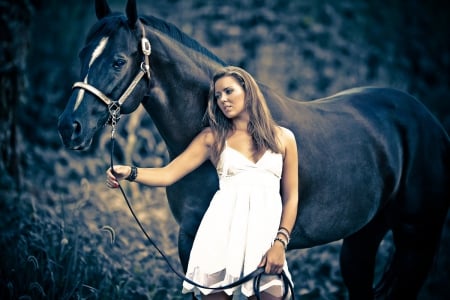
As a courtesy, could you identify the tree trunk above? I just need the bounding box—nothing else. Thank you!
[0,0,37,191]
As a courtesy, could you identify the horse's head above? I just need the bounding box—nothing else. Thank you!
[58,0,150,150]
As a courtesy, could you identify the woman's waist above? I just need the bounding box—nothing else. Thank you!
[218,167,281,179]
[219,171,280,187]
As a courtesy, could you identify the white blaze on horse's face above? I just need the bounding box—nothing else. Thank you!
[73,36,109,112]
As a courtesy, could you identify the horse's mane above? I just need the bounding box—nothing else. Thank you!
[84,12,226,66]
[140,15,226,65]
[85,13,126,44]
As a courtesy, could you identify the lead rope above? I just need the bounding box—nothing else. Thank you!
[106,86,294,300]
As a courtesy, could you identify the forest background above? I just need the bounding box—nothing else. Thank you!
[1,0,449,299]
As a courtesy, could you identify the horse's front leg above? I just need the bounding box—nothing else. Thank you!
[167,162,219,299]
[178,228,194,273]
[178,228,200,300]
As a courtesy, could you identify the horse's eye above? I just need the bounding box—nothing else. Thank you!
[112,58,126,70]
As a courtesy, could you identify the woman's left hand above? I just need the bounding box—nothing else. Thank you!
[258,242,286,274]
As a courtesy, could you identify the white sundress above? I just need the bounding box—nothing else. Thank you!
[182,143,293,298]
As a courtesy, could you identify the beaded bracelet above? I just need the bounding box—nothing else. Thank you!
[274,237,287,250]
[126,166,138,182]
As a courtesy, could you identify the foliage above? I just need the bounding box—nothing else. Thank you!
[0,166,187,300]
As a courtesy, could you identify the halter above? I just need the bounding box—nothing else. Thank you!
[78,21,295,299]
[72,22,152,132]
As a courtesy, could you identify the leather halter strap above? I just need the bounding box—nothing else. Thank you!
[72,22,151,111]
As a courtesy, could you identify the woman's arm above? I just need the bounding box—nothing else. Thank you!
[260,127,298,274]
[278,127,299,235]
[106,128,214,187]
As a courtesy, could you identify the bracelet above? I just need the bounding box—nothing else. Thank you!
[277,230,290,244]
[278,226,291,236]
[126,166,138,182]
[274,237,287,250]
[277,227,291,243]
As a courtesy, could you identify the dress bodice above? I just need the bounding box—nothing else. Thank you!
[216,144,283,181]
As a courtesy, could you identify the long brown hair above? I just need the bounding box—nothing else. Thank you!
[205,66,281,163]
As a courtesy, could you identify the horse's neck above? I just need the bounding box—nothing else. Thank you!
[142,28,223,157]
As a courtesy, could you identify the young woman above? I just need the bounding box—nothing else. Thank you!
[106,66,298,299]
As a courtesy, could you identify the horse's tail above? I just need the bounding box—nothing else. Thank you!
[446,132,450,207]
[442,129,450,209]
[373,251,395,299]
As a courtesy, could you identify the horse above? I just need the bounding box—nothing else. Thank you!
[57,0,450,299]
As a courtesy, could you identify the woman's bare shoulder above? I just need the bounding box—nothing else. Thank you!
[276,126,297,156]
[277,126,296,143]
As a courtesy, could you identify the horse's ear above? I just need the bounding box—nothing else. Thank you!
[95,0,112,19]
[126,0,138,28]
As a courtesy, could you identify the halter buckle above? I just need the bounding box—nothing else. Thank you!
[141,37,151,56]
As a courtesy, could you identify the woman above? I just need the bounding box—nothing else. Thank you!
[106,66,298,299]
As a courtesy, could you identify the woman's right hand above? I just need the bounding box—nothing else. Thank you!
[106,165,131,188]
[258,242,286,274]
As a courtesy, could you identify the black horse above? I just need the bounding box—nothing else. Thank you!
[58,0,450,298]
